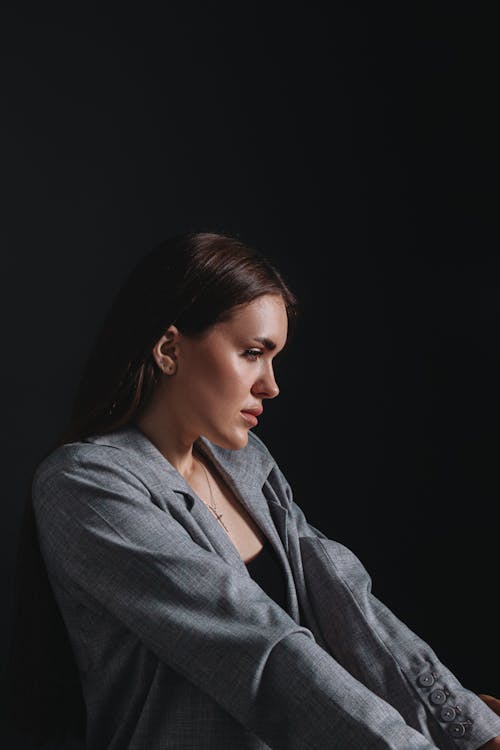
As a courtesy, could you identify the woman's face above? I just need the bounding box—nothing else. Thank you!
[173,293,288,450]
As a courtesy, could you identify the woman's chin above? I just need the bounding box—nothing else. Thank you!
[207,429,249,451]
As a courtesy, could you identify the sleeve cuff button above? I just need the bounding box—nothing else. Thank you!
[417,672,435,687]
[440,706,457,722]
[447,723,466,738]
[429,689,447,705]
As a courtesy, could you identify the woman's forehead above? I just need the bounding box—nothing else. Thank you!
[220,295,288,342]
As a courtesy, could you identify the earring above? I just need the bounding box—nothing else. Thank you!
[163,362,176,374]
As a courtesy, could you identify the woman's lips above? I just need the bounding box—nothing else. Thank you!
[240,411,259,427]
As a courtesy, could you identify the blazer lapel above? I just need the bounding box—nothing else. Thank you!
[196,436,300,621]
[84,426,301,622]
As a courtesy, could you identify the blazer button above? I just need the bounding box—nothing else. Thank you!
[417,672,435,687]
[429,689,447,705]
[440,706,457,722]
[447,723,466,738]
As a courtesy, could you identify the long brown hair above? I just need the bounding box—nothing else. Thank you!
[4,232,298,745]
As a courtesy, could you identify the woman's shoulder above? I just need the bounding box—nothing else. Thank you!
[31,437,124,495]
[31,427,150,491]
[30,431,158,524]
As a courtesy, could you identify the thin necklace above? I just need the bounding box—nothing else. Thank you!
[195,456,230,534]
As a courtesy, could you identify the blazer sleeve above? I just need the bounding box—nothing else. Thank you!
[31,444,440,750]
[271,465,500,750]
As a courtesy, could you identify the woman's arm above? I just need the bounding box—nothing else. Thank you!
[265,461,500,750]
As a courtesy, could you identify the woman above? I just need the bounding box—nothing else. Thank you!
[6,232,500,749]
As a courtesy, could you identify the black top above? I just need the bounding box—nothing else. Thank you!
[244,537,288,611]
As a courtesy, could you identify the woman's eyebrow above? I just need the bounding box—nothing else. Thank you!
[252,336,277,351]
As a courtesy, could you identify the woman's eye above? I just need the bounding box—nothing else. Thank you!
[243,349,263,360]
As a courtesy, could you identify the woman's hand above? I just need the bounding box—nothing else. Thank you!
[478,694,500,748]
[479,694,500,716]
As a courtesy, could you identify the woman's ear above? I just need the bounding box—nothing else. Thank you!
[153,324,180,375]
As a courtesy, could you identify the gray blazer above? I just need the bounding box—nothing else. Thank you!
[31,425,500,750]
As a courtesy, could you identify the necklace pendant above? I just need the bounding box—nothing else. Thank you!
[209,506,229,533]
[213,509,230,533]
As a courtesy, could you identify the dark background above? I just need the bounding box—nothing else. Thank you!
[2,2,499,747]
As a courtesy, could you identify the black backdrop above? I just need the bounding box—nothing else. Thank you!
[2,3,499,747]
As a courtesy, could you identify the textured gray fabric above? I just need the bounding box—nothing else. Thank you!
[32,426,500,749]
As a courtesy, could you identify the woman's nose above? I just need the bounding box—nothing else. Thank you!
[253,368,280,399]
